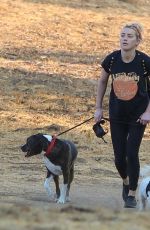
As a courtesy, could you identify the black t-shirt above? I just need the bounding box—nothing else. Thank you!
[101,50,150,122]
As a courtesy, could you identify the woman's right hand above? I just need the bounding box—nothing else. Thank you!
[94,108,103,123]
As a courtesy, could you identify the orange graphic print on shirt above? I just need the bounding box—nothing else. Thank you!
[112,73,139,101]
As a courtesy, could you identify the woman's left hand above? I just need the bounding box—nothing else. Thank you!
[137,112,150,125]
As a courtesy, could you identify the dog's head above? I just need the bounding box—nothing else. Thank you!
[21,134,49,157]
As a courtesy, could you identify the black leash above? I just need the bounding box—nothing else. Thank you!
[57,116,94,136]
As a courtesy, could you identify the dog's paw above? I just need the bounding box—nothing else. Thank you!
[57,197,66,204]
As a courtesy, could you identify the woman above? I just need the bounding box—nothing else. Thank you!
[94,23,150,208]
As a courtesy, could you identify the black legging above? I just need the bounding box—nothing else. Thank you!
[110,121,146,191]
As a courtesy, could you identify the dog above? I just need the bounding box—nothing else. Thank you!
[138,165,150,211]
[21,133,78,204]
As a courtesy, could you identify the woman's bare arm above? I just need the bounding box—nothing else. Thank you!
[94,68,109,122]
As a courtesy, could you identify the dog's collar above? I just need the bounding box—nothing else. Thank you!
[44,136,57,156]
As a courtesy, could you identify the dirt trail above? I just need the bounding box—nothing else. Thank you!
[0,176,122,210]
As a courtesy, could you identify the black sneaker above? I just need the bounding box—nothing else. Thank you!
[124,196,137,208]
[122,183,129,202]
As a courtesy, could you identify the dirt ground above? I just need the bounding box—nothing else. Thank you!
[1,0,150,229]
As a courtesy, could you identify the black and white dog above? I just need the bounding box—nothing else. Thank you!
[21,134,78,204]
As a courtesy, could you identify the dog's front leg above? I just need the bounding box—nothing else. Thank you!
[57,169,69,204]
[44,171,53,197]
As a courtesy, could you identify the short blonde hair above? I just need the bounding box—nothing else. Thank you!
[123,22,143,41]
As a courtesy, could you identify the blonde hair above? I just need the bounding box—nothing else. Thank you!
[123,22,143,41]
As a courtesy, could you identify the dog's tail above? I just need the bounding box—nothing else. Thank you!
[140,165,150,177]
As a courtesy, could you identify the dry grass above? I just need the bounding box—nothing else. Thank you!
[0,1,150,229]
